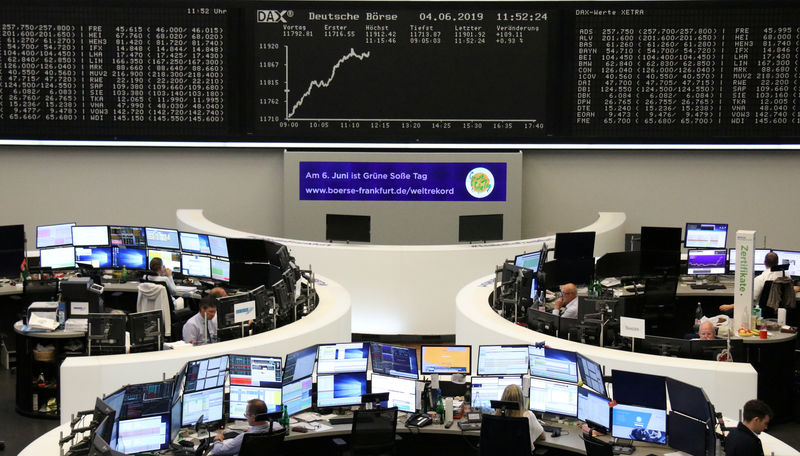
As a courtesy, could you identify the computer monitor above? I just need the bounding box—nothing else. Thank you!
[638,335,692,358]
[179,232,211,255]
[109,226,146,248]
[128,310,162,352]
[184,355,228,393]
[687,249,727,275]
[229,385,282,418]
[528,346,578,383]
[477,345,529,376]
[316,372,367,408]
[144,227,180,250]
[115,414,170,453]
[75,247,112,269]
[116,380,174,420]
[0,224,24,278]
[685,223,728,249]
[514,251,542,272]
[611,404,667,444]
[470,375,523,411]
[227,238,270,263]
[665,378,710,422]
[370,373,417,413]
[282,376,313,416]
[72,226,110,247]
[87,313,126,354]
[317,342,369,374]
[610,370,666,410]
[729,248,769,273]
[771,249,800,276]
[181,387,224,427]
[229,355,282,387]
[526,309,559,337]
[640,226,682,252]
[577,387,611,431]
[554,232,595,260]
[328,214,372,243]
[215,293,256,329]
[211,258,230,282]
[36,222,75,248]
[91,416,116,455]
[369,342,419,379]
[172,365,186,405]
[690,338,743,362]
[529,378,578,418]
[284,345,318,384]
[576,353,606,397]
[419,345,471,375]
[181,254,211,278]
[668,412,708,455]
[103,387,126,419]
[208,235,228,258]
[169,399,182,442]
[147,249,181,272]
[112,247,148,270]
[40,246,76,269]
[92,397,117,443]
[595,251,640,278]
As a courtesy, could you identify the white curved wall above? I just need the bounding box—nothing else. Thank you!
[178,210,625,335]
[455,274,758,420]
[59,276,351,424]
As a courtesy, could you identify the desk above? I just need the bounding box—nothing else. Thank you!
[0,282,23,296]
[22,414,800,456]
[13,321,85,419]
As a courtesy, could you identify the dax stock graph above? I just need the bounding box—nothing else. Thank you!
[252,5,554,142]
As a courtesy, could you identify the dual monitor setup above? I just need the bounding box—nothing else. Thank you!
[84,342,716,455]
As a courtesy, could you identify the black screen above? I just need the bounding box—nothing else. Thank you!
[226,239,269,263]
[611,369,666,410]
[0,224,25,278]
[665,378,710,421]
[326,214,370,242]
[459,214,503,242]
[554,232,595,260]
[668,412,707,456]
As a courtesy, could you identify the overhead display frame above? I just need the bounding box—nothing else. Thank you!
[1,1,800,144]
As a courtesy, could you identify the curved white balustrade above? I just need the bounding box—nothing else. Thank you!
[177,209,626,335]
[59,276,350,424]
[456,274,758,420]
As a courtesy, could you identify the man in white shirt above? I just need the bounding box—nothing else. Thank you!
[183,295,218,345]
[552,283,579,319]
[210,399,281,456]
[720,252,788,313]
[149,257,179,296]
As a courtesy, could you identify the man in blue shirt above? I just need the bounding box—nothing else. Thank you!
[210,399,280,455]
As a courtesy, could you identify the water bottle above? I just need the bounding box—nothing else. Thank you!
[57,302,66,330]
[121,265,128,283]
[281,406,290,435]
[694,302,703,325]
[436,391,445,424]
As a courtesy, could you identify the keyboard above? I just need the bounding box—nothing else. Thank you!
[690,284,726,290]
[458,422,481,431]
[222,431,239,440]
[329,416,354,425]
[612,445,635,455]
[542,425,561,433]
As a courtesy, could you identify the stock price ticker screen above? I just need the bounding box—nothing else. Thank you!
[0,2,234,140]
[252,3,554,142]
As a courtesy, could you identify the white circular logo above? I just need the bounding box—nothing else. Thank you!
[465,167,495,199]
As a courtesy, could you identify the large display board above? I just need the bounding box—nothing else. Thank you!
[1,1,800,143]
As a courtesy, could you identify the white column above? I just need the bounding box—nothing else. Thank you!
[733,230,756,331]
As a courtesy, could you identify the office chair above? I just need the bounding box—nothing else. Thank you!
[23,278,59,306]
[334,407,399,456]
[479,414,531,456]
[581,432,613,456]
[238,429,287,456]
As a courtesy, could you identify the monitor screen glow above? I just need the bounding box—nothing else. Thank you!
[470,375,523,411]
[370,343,418,379]
[228,355,281,387]
[115,414,170,453]
[181,387,224,426]
[514,251,542,272]
[420,345,471,375]
[75,247,112,268]
[611,404,667,444]
[729,248,769,273]
[211,258,230,282]
[687,249,727,275]
[209,235,229,258]
[529,378,578,418]
[284,346,317,384]
[145,227,180,250]
[576,353,606,397]
[71,226,109,247]
[148,249,182,273]
[316,373,367,408]
[282,376,313,416]
[477,345,528,376]
[228,385,281,419]
[36,222,75,248]
[179,232,211,255]
[316,343,369,374]
[772,249,800,276]
[181,254,211,278]
[685,223,728,249]
[40,246,76,269]
[529,346,578,383]
[370,373,417,413]
[109,226,147,247]
[113,247,148,269]
[577,387,611,430]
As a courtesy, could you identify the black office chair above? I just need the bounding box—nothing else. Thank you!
[238,429,287,456]
[337,406,399,456]
[581,432,613,456]
[758,281,773,317]
[479,414,531,456]
[23,278,59,306]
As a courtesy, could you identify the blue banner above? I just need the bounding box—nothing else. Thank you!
[299,162,507,202]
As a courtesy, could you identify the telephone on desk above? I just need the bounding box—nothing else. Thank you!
[405,413,432,427]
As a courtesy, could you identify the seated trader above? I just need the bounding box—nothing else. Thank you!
[720,252,786,313]
[725,399,772,456]
[183,295,218,345]
[211,399,280,456]
[209,287,228,299]
[497,384,545,451]
[552,283,578,319]
[697,320,717,340]
[148,257,179,296]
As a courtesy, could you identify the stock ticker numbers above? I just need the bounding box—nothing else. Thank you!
[573,6,800,139]
[0,5,230,138]
[252,5,553,141]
